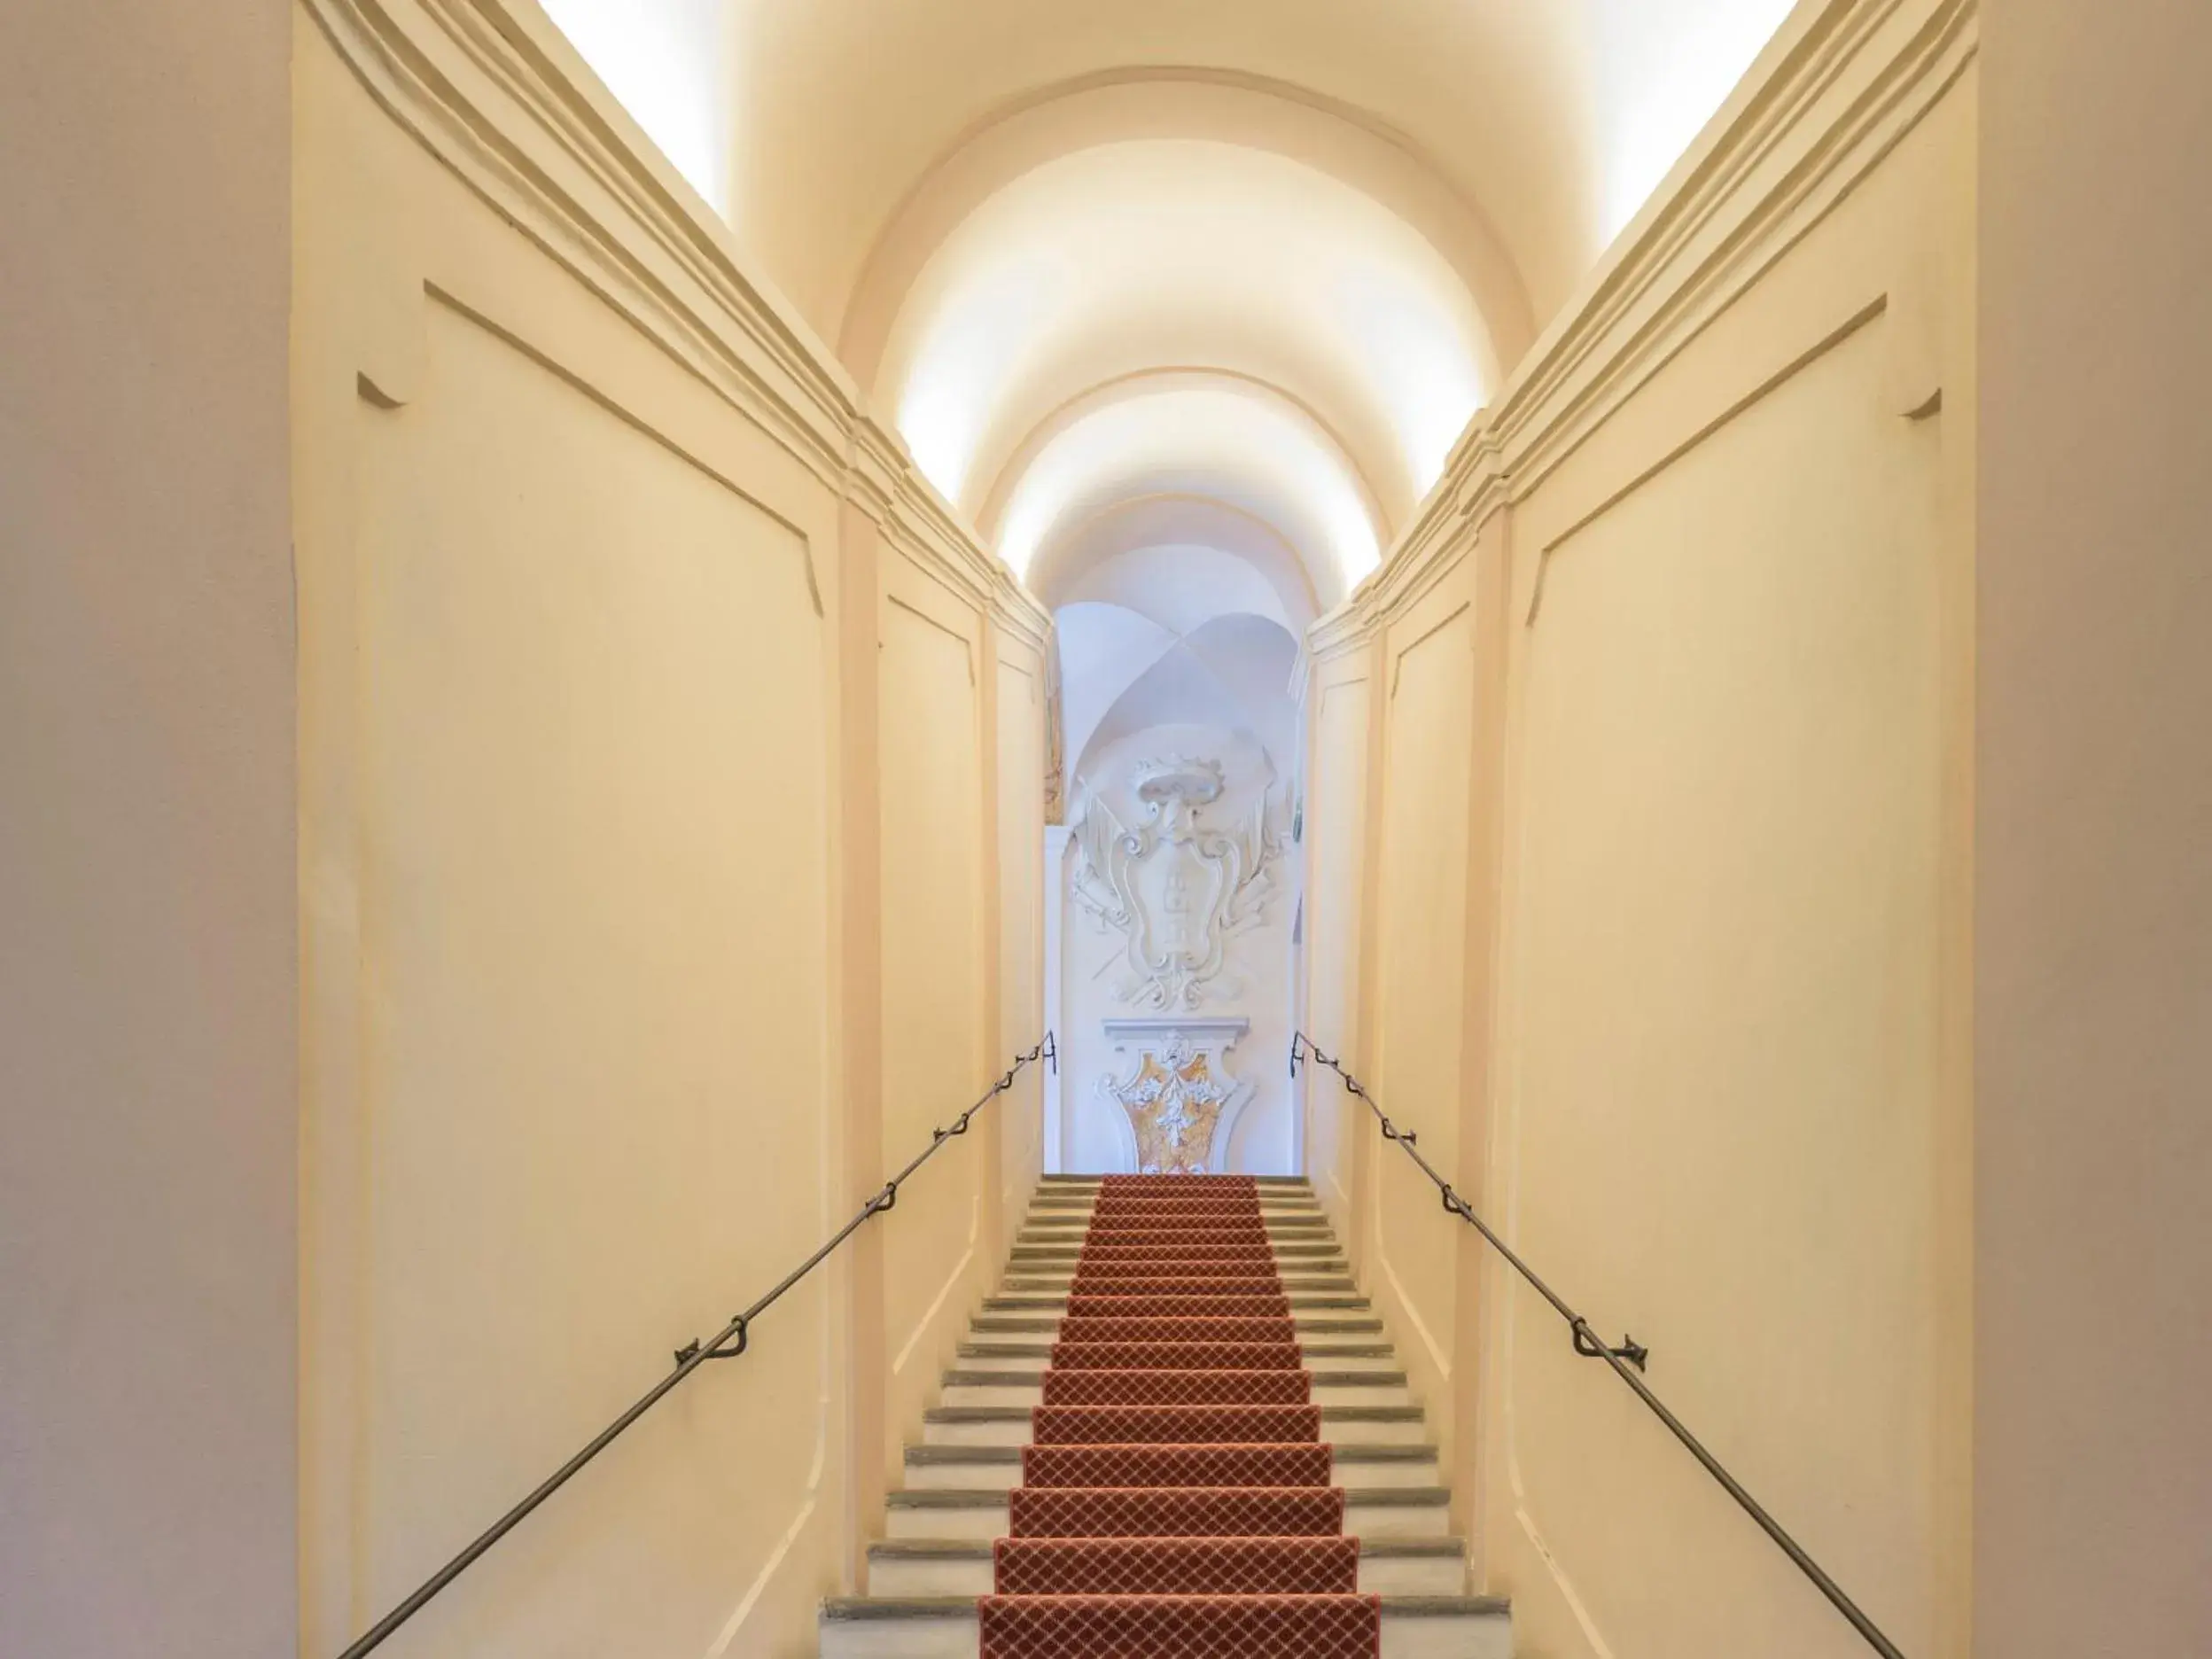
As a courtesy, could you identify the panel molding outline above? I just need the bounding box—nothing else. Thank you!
[1310,0,1976,658]
[425,282,827,615]
[301,0,1048,646]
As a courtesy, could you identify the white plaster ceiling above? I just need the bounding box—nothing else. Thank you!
[541,0,1804,610]
[1062,545,1293,637]
[538,0,736,214]
[995,379,1382,608]
[876,139,1497,527]
[1058,606,1302,793]
[607,0,1811,331]
[1030,497,1318,632]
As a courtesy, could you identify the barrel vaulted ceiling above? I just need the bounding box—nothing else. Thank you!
[542,0,1802,615]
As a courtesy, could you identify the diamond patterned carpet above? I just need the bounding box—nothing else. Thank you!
[1031,1404,1324,1445]
[1056,1313,1300,1344]
[992,1537,1359,1595]
[1062,1282,1291,1309]
[979,1174,1381,1659]
[1071,1247,1282,1273]
[1075,1225,1275,1245]
[1068,1260,1288,1282]
[1039,1367,1312,1407]
[1064,1293,1293,1319]
[1045,1339,1304,1370]
[1006,1485,1347,1538]
[978,1592,1382,1658]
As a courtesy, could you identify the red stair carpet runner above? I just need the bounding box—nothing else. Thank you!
[977,1173,1382,1659]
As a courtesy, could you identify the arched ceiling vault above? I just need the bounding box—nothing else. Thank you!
[877,137,1492,530]
[544,0,1807,598]
[1031,496,1320,630]
[715,0,1803,348]
[837,72,1538,392]
[724,0,1593,339]
[977,369,1390,557]
[994,381,1381,608]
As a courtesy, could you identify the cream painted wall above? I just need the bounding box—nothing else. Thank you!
[1977,2,2212,1652]
[876,562,991,1486]
[1366,568,1479,1444]
[1301,659,1375,1239]
[294,26,850,1650]
[994,650,1050,1219]
[1303,1,1978,1651]
[0,3,296,1654]
[292,4,1047,1649]
[1492,289,1961,1658]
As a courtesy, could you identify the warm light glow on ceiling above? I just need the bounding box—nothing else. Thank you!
[540,0,732,214]
[540,0,1808,606]
[886,141,1489,518]
[994,384,1382,604]
[894,252,1057,504]
[1588,0,1801,242]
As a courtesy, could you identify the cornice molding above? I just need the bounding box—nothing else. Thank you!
[1315,0,1977,648]
[1306,595,1382,666]
[303,0,1044,636]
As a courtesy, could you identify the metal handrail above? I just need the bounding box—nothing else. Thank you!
[1290,1031,1908,1659]
[333,1034,1056,1659]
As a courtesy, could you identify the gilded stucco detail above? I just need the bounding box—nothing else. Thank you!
[1095,1020,1255,1176]
[1100,1040,1232,1175]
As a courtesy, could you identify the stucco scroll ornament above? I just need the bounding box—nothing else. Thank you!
[1071,757,1289,1009]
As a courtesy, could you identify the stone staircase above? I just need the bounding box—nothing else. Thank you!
[820,1174,1511,1657]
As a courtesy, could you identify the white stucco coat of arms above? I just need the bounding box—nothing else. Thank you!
[1070,755,1291,1010]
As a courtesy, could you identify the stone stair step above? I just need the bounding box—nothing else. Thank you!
[1026,1210,1328,1228]
[1010,1242,1344,1261]
[1009,1258,1351,1276]
[902,1441,1441,1489]
[1024,1211,1326,1222]
[820,1595,1509,1659]
[1027,1194,1323,1213]
[1013,1250,1344,1276]
[1024,1194,1328,1210]
[919,1403,1427,1447]
[864,1536,1470,1598]
[967,1313,1384,1336]
[882,1484,1455,1541]
[998,1272,1359,1294]
[1015,1226,1336,1246]
[1010,1256,1350,1273]
[1035,1174,1314,1186]
[1018,1212,1335,1231]
[937,1369,1414,1409]
[957,1340,1401,1371]
[1020,1203,1324,1214]
[984,1293,1370,1312]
